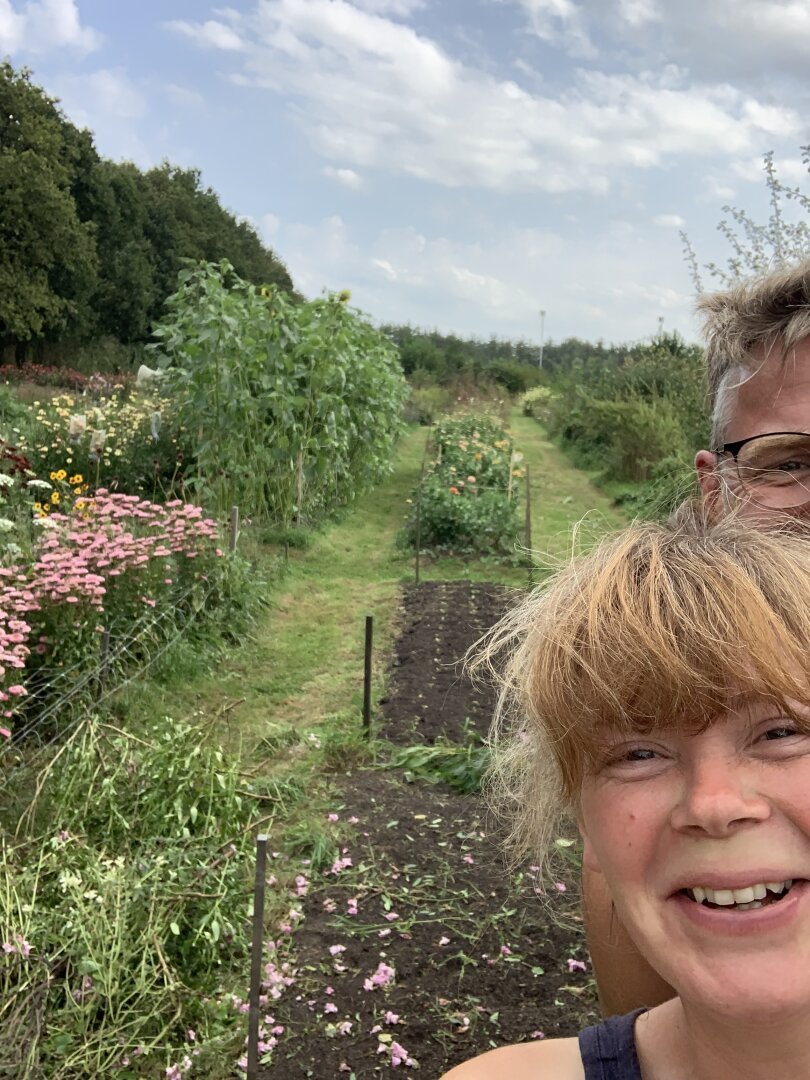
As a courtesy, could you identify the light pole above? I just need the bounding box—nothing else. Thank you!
[539,309,546,369]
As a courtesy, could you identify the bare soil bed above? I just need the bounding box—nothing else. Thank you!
[260,581,595,1079]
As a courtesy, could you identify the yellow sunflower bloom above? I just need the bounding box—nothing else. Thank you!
[56,470,67,481]
[51,492,60,504]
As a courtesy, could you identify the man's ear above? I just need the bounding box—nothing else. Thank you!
[695,449,721,503]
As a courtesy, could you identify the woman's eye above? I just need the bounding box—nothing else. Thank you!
[622,747,659,762]
[761,725,800,741]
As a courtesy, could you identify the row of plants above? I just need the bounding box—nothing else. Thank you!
[151,262,408,524]
[0,259,411,1076]
[519,334,706,518]
[0,364,134,395]
[401,413,523,555]
[0,470,267,1076]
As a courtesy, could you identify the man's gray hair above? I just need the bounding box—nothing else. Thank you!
[699,259,810,446]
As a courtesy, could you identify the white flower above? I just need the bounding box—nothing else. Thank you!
[68,414,86,438]
[33,517,60,530]
[26,479,52,490]
[90,430,107,453]
[0,519,15,533]
[0,474,15,488]
[136,364,161,387]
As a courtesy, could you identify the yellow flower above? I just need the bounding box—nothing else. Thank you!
[56,470,67,481]
[49,471,58,481]
[337,288,351,303]
[75,499,86,511]
[33,502,42,511]
[69,474,83,485]
[51,492,60,504]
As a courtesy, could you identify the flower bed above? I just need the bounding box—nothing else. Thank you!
[0,364,133,394]
[401,413,522,555]
[0,490,232,740]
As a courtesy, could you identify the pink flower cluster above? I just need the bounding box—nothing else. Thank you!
[363,961,395,992]
[0,492,223,737]
[2,934,32,957]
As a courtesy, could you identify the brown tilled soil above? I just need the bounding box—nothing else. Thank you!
[259,581,595,1079]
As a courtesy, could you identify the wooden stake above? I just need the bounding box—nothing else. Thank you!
[415,464,424,585]
[246,834,269,1080]
[229,505,240,552]
[525,466,533,590]
[363,615,373,739]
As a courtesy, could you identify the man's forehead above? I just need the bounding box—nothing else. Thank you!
[726,338,810,439]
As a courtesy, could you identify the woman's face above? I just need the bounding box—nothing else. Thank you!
[579,694,810,1020]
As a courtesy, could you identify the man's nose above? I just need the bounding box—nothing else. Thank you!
[669,756,771,837]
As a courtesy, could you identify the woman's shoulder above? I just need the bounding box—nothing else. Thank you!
[440,1036,584,1080]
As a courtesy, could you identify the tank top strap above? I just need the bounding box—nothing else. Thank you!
[577,1008,646,1080]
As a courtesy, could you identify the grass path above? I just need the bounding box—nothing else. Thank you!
[144,413,625,752]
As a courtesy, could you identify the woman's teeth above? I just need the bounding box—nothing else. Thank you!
[686,880,793,909]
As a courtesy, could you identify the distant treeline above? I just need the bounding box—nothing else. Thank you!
[383,323,629,392]
[1,62,293,362]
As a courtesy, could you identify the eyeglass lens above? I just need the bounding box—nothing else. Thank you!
[733,433,810,508]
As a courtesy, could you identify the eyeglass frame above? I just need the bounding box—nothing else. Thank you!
[713,430,810,506]
[713,431,810,458]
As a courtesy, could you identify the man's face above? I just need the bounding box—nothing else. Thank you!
[696,338,810,516]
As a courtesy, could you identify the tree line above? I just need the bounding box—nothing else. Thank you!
[0,62,294,362]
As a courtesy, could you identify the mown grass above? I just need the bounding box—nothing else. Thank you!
[123,412,626,759]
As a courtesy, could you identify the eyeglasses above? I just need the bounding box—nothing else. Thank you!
[715,431,810,509]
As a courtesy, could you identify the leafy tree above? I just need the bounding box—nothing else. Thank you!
[0,63,97,355]
[0,61,295,357]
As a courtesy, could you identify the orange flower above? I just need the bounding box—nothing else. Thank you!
[449,486,460,495]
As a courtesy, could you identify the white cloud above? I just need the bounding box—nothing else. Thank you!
[510,0,597,58]
[166,17,245,51]
[617,0,660,26]
[56,68,147,121]
[350,0,426,13]
[274,211,695,342]
[46,68,151,163]
[323,165,364,189]
[165,83,205,108]
[731,155,809,185]
[702,175,736,201]
[653,214,685,228]
[170,1,801,196]
[0,0,101,55]
[260,213,281,240]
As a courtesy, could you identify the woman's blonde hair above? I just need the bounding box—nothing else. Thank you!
[472,503,810,873]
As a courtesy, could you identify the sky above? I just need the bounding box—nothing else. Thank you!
[2,0,810,347]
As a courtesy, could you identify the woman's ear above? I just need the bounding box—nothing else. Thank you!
[577,818,602,873]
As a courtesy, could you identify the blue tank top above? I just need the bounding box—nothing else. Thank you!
[577,1009,646,1079]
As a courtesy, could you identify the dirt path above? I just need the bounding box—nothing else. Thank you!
[257,581,596,1079]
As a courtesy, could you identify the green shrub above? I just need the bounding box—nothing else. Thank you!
[549,391,687,483]
[520,386,555,419]
[613,455,699,520]
[402,385,451,425]
[488,359,542,395]
[0,714,260,1078]
[401,471,518,554]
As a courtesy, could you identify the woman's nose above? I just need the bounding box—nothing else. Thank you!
[669,756,771,837]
